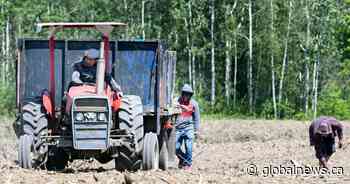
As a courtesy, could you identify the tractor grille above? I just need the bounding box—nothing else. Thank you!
[72,97,110,150]
[75,98,108,107]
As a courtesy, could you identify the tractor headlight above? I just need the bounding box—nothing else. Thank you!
[86,112,97,121]
[98,113,107,121]
[75,112,84,121]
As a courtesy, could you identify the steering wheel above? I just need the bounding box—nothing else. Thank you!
[83,82,96,86]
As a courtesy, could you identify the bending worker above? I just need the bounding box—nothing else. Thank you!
[309,116,343,169]
[175,84,200,170]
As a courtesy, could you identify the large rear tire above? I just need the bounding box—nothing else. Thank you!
[115,95,144,171]
[19,102,48,169]
[142,132,159,170]
[159,140,169,170]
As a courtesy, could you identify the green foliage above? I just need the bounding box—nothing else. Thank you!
[318,82,350,120]
[195,94,249,118]
[293,112,309,121]
[278,101,297,119]
[194,95,211,114]
[260,100,297,120]
[261,100,275,119]
[0,85,15,116]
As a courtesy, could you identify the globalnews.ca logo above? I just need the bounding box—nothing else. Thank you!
[246,163,344,177]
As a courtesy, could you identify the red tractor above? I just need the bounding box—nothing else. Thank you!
[14,22,179,171]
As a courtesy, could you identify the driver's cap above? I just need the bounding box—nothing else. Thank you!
[84,49,99,60]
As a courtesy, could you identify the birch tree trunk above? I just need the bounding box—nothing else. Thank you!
[278,0,293,116]
[224,4,235,105]
[175,31,178,48]
[198,56,203,93]
[312,43,320,119]
[1,4,5,84]
[248,0,253,113]
[192,54,196,92]
[270,0,277,119]
[271,53,277,119]
[313,57,319,119]
[142,0,145,39]
[1,25,5,84]
[225,39,232,104]
[188,1,194,87]
[47,3,50,15]
[233,32,238,108]
[210,0,215,106]
[188,0,196,90]
[304,62,310,115]
[185,17,192,84]
[124,0,129,38]
[304,0,310,116]
[5,16,10,85]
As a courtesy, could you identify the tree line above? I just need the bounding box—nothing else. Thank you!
[0,0,349,119]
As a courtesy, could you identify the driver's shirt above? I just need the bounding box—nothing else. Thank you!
[73,61,97,83]
[72,60,121,92]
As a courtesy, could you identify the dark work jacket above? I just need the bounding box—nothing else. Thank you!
[73,61,97,83]
[309,116,343,146]
[73,60,120,91]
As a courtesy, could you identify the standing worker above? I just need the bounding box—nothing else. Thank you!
[309,116,343,169]
[175,84,200,170]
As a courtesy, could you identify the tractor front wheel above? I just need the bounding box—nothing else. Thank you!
[142,132,159,170]
[18,134,35,169]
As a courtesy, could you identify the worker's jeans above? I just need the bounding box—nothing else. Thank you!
[175,128,194,166]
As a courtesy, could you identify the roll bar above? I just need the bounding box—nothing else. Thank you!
[38,22,127,118]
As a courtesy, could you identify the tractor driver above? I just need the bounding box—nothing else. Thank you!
[71,48,121,92]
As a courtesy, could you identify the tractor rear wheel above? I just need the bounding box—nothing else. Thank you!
[159,140,169,170]
[19,102,48,169]
[142,132,159,170]
[115,95,144,171]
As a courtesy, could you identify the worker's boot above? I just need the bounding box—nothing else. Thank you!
[183,165,192,171]
[178,160,184,169]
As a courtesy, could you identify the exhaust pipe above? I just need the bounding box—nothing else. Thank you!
[96,42,105,95]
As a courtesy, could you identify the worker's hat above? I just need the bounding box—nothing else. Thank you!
[181,84,193,94]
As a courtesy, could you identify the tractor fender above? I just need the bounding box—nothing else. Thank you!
[112,93,121,112]
[41,90,53,117]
